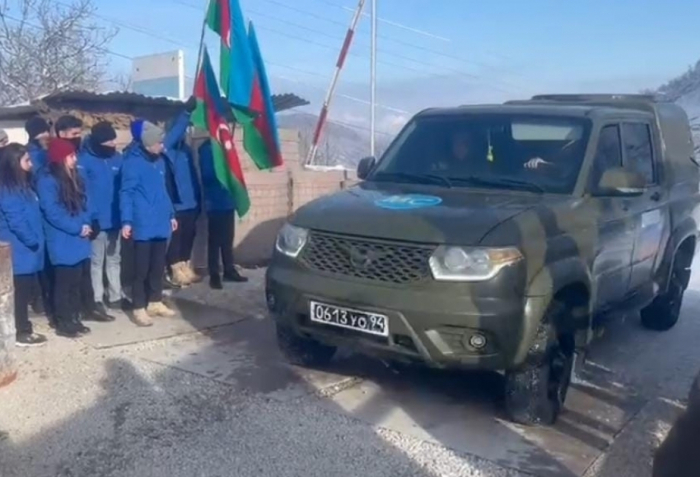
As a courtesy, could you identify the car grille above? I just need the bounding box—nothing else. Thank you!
[300,232,434,285]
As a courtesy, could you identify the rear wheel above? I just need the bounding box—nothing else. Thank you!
[504,304,575,426]
[276,324,337,367]
[641,251,691,331]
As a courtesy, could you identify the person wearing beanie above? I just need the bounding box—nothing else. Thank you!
[162,97,205,288]
[24,116,51,171]
[36,138,113,338]
[120,118,179,326]
[54,115,84,151]
[79,121,123,317]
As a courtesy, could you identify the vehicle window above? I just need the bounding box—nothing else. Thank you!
[589,124,622,191]
[622,123,655,184]
[371,114,592,194]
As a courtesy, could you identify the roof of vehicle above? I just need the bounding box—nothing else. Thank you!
[416,94,669,120]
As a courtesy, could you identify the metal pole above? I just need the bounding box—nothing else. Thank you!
[306,0,367,166]
[369,0,377,157]
[0,242,17,389]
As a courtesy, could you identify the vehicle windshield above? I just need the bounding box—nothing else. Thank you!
[369,113,592,194]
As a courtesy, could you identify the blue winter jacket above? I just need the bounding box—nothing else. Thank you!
[36,174,92,266]
[199,140,235,212]
[120,145,175,241]
[0,187,45,275]
[165,142,200,213]
[27,141,48,177]
[78,140,123,231]
[163,112,199,212]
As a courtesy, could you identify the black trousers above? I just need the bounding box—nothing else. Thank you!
[167,209,198,266]
[53,260,93,328]
[34,249,53,315]
[14,274,36,336]
[207,211,235,275]
[133,239,167,309]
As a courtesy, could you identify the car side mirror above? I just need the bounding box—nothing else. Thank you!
[596,167,646,196]
[357,156,376,180]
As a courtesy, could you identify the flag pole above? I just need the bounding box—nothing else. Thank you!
[369,0,377,157]
[194,0,209,83]
[305,0,367,166]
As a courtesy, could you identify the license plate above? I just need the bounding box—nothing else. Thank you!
[309,301,388,337]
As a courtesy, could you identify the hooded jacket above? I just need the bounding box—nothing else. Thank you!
[36,173,92,266]
[0,187,45,275]
[120,145,175,241]
[78,138,123,231]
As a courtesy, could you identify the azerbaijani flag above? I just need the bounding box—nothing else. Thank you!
[246,22,283,169]
[205,0,254,108]
[192,47,250,217]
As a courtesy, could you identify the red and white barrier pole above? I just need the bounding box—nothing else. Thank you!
[305,0,366,166]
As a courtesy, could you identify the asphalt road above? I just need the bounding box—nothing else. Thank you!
[0,265,698,477]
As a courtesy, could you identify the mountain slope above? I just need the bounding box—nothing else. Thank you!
[276,112,392,168]
[653,61,700,157]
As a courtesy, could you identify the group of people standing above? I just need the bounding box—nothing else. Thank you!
[0,96,247,347]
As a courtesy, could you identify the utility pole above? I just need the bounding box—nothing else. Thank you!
[369,0,377,157]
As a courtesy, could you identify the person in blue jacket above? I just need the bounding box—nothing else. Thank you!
[24,116,50,172]
[199,139,248,290]
[79,121,122,317]
[120,119,179,327]
[163,102,201,288]
[0,143,47,346]
[37,138,113,338]
[24,116,53,318]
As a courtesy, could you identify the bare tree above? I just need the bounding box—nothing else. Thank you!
[111,70,133,92]
[0,0,117,105]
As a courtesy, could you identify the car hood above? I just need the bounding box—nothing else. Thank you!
[291,182,547,245]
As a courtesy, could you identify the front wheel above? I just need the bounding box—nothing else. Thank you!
[504,321,574,426]
[276,324,337,367]
[641,262,687,331]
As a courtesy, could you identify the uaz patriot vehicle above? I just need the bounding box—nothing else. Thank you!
[265,94,700,425]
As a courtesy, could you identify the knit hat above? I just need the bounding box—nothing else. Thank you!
[131,119,164,148]
[90,121,117,145]
[25,117,50,139]
[47,138,76,164]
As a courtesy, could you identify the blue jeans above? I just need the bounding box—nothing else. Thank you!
[90,230,122,304]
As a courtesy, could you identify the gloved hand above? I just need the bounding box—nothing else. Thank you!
[184,95,198,113]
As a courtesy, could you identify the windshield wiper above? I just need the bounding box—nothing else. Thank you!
[372,172,453,188]
[449,175,545,193]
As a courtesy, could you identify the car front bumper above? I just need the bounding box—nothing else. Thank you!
[265,258,548,371]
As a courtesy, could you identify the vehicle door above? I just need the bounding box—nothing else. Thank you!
[621,122,670,293]
[588,123,636,309]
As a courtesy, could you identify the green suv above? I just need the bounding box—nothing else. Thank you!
[265,94,700,425]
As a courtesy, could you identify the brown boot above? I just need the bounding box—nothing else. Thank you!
[147,301,176,317]
[172,262,190,286]
[183,261,201,283]
[132,308,153,327]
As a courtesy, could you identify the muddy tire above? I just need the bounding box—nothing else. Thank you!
[504,305,574,426]
[641,256,688,331]
[276,324,337,367]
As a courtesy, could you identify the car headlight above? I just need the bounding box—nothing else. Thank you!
[429,246,522,281]
[275,223,309,258]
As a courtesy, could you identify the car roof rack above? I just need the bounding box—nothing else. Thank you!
[528,94,657,103]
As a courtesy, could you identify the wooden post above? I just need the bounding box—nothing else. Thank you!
[0,242,17,388]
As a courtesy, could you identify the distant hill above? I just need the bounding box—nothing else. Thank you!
[276,112,393,168]
[652,60,700,157]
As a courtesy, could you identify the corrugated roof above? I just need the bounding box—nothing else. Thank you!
[0,90,309,120]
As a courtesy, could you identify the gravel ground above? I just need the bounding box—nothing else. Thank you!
[1,264,699,477]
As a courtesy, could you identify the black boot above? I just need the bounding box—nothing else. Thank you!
[54,318,81,338]
[223,269,248,283]
[83,303,116,322]
[209,274,223,290]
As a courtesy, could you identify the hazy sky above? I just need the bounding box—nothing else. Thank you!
[97,0,700,135]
